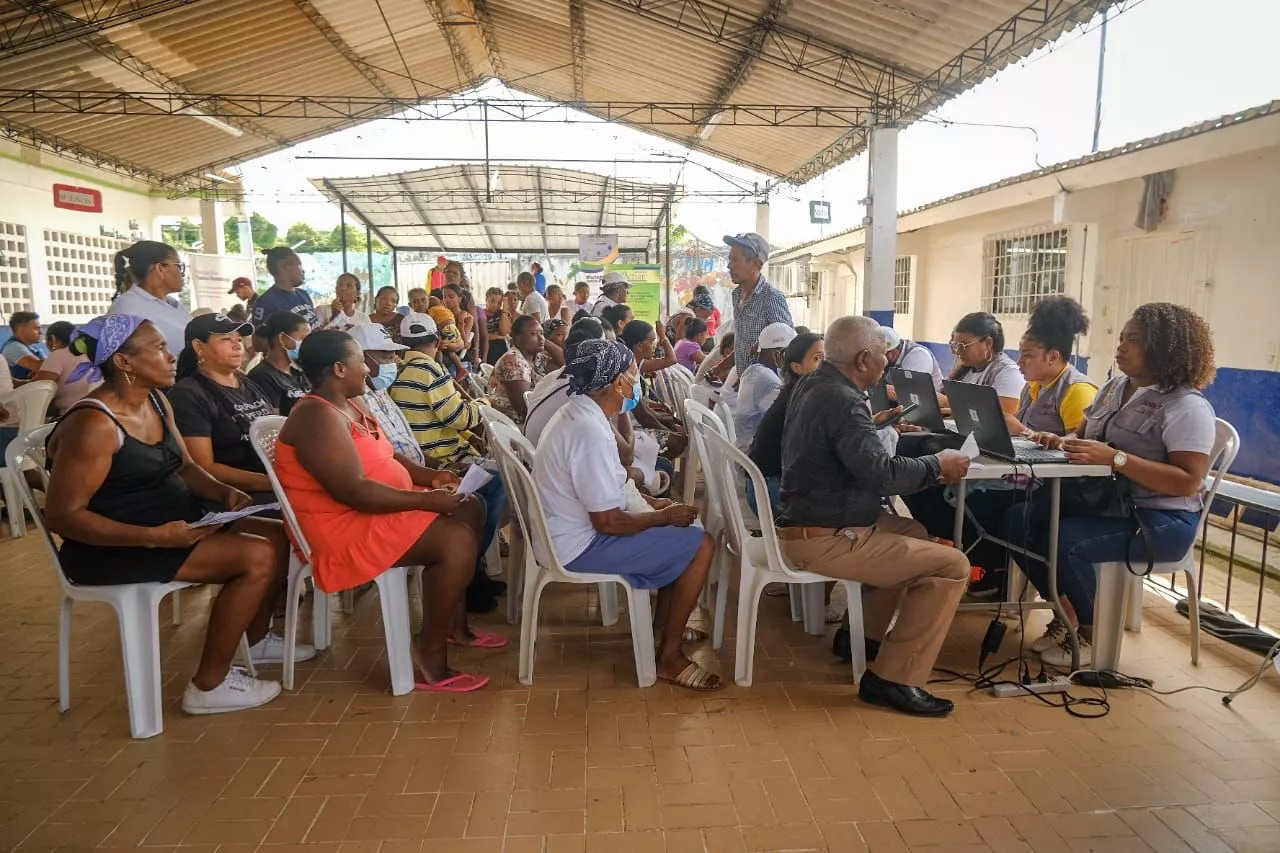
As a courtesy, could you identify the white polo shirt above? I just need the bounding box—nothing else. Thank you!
[108,285,192,357]
[533,394,627,564]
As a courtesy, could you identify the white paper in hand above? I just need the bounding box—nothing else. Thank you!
[456,465,493,496]
[960,432,980,460]
[190,503,280,528]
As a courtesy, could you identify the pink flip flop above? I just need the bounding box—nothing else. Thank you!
[447,630,509,649]
[414,672,491,693]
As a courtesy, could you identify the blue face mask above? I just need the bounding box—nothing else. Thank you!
[621,379,642,413]
[370,361,398,390]
[283,335,301,364]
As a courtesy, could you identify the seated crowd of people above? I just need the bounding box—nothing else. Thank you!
[15,234,1221,722]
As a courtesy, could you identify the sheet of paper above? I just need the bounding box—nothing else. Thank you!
[960,432,980,460]
[456,464,494,496]
[190,503,279,528]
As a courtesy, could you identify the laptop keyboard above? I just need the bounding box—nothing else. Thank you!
[1014,447,1067,463]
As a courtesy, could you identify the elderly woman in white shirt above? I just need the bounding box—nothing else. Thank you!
[533,339,720,691]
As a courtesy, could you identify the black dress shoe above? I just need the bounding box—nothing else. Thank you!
[857,670,954,717]
[832,628,880,663]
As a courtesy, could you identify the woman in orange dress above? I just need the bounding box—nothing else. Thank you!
[273,329,491,692]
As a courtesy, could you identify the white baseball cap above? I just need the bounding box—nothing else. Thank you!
[349,322,407,352]
[602,271,630,288]
[757,322,797,351]
[400,312,438,339]
[880,325,902,352]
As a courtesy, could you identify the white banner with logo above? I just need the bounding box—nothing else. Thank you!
[186,252,256,312]
[578,234,619,265]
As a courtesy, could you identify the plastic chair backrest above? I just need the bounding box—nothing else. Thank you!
[688,383,719,410]
[249,416,314,562]
[487,420,558,570]
[480,404,519,433]
[702,429,801,578]
[683,399,731,537]
[1193,418,1241,544]
[0,380,56,430]
[6,425,67,593]
[669,363,697,385]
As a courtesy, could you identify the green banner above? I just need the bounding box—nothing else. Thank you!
[604,264,662,324]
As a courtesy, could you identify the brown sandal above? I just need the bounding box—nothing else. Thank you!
[658,662,724,692]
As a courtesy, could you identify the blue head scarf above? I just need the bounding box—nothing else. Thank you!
[68,314,148,384]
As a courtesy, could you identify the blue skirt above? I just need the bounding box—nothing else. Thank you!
[565,526,704,590]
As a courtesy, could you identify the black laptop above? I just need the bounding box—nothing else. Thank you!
[870,375,891,413]
[890,368,950,432]
[943,380,1067,464]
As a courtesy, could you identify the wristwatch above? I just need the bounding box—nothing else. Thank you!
[1112,451,1129,470]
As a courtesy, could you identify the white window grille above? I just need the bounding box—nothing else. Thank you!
[43,229,128,321]
[893,256,913,315]
[982,227,1069,315]
[772,257,812,297]
[0,222,32,318]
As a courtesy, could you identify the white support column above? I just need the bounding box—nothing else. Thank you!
[198,199,225,255]
[861,125,899,327]
[755,201,770,278]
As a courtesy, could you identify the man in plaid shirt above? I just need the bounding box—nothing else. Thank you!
[725,233,793,374]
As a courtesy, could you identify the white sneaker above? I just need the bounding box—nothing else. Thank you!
[249,633,316,664]
[182,667,281,715]
[1030,618,1068,653]
[1040,635,1092,668]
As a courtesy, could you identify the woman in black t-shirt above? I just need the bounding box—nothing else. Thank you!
[248,311,311,415]
[169,313,276,503]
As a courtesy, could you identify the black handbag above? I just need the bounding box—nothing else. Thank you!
[1057,425,1155,576]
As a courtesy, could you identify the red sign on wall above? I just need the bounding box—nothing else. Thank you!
[52,183,103,213]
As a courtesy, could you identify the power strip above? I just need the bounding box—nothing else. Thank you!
[991,676,1071,698]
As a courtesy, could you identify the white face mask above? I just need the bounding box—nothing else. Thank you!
[370,361,398,390]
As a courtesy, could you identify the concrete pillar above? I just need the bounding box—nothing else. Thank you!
[754,201,770,277]
[861,125,898,327]
[198,199,225,255]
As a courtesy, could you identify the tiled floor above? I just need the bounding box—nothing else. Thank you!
[3,532,1280,853]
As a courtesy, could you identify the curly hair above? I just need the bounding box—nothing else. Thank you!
[1025,295,1089,359]
[1130,302,1216,391]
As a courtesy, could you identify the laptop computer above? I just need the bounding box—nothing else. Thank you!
[890,368,950,433]
[943,379,1067,464]
[869,376,891,413]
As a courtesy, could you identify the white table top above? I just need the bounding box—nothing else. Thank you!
[963,456,1112,482]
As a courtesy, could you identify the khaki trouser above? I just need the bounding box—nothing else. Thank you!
[780,514,968,687]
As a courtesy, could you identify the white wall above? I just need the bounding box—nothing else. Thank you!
[0,143,198,323]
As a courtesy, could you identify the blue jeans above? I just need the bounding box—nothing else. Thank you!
[1001,497,1200,626]
[472,467,506,554]
[745,473,781,519]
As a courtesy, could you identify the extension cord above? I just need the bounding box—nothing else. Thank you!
[991,676,1071,698]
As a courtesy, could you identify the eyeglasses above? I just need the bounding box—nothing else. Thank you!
[949,337,987,355]
[161,261,188,277]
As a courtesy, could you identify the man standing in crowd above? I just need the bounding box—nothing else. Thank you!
[591,272,630,317]
[531,261,548,295]
[228,276,258,315]
[725,233,792,374]
[253,247,318,328]
[777,315,971,717]
[517,272,548,322]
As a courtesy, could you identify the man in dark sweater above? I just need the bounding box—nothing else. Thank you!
[778,315,971,717]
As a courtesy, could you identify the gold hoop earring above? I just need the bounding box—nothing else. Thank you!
[124,371,135,386]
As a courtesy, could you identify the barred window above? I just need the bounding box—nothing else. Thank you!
[893,256,913,314]
[982,228,1069,315]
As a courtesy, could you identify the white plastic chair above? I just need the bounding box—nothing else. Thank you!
[683,399,734,647]
[1095,418,1240,668]
[486,420,657,687]
[10,426,256,739]
[700,429,866,687]
[249,417,415,695]
[0,379,55,538]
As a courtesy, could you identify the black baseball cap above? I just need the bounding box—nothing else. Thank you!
[185,312,254,344]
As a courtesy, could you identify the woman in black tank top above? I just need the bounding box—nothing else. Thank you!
[45,315,289,716]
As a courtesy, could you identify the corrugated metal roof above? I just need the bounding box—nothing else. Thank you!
[312,164,677,253]
[0,0,1127,189]
[771,99,1280,263]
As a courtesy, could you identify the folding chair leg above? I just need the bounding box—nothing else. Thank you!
[712,549,733,651]
[843,580,866,684]
[1185,569,1201,666]
[598,582,619,627]
[802,583,825,636]
[788,584,803,621]
[282,556,306,690]
[58,596,72,713]
[734,566,768,687]
[626,585,658,687]
[1124,574,1144,632]
[519,571,552,686]
[374,567,414,696]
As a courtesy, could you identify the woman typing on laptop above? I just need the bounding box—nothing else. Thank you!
[1004,303,1217,667]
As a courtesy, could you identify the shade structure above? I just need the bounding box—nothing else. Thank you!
[311,164,677,254]
[0,0,1131,192]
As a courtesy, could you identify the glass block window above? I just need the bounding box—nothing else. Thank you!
[43,229,128,321]
[893,256,913,315]
[0,222,32,318]
[982,227,1069,315]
